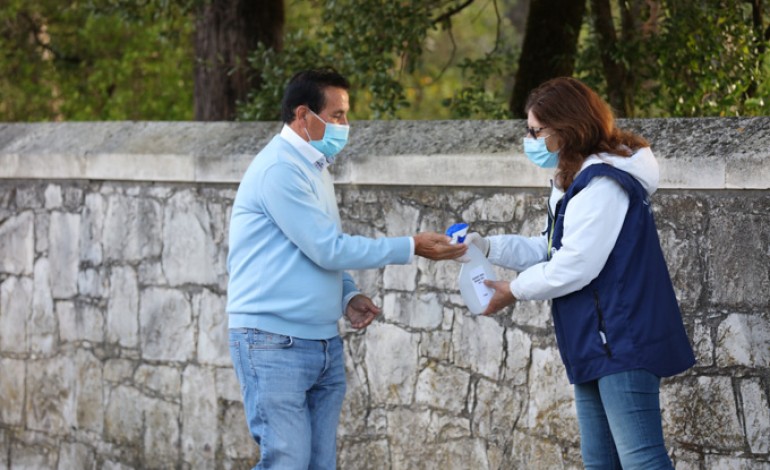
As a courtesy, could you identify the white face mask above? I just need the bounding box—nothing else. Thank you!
[305,110,350,163]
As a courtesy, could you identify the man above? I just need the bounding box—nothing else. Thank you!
[227,68,466,469]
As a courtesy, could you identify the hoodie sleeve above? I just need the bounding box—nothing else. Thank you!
[510,176,629,301]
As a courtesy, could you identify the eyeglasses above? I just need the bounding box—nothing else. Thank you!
[526,126,548,138]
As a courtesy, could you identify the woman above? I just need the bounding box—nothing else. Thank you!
[467,77,695,469]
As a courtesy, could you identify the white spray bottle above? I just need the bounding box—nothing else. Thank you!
[446,223,497,315]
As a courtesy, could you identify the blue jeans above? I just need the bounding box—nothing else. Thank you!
[229,328,347,470]
[574,369,673,469]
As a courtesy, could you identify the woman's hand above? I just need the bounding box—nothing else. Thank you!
[483,280,517,315]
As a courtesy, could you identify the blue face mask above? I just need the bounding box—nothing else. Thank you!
[306,110,350,164]
[523,136,560,168]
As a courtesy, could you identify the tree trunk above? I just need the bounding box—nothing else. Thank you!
[745,0,765,99]
[509,0,587,117]
[194,0,284,121]
[590,0,631,117]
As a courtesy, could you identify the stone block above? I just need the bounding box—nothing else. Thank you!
[25,356,73,434]
[461,193,523,223]
[137,260,168,286]
[692,319,714,367]
[105,384,143,445]
[9,441,57,469]
[80,193,104,265]
[510,430,577,470]
[215,367,241,403]
[382,263,417,291]
[103,194,162,262]
[57,442,95,470]
[385,408,431,459]
[221,402,258,461]
[339,439,391,470]
[162,191,218,286]
[417,255,458,292]
[339,335,370,437]
[139,287,194,362]
[0,276,31,353]
[716,313,770,367]
[58,301,103,344]
[0,430,6,470]
[62,185,83,210]
[504,327,532,385]
[706,199,770,307]
[48,211,80,298]
[77,267,107,298]
[30,258,56,354]
[34,211,49,254]
[740,379,770,454]
[43,184,61,209]
[415,361,470,413]
[384,203,419,237]
[382,292,443,329]
[134,364,181,399]
[510,299,552,330]
[73,349,104,434]
[182,365,217,469]
[103,358,135,384]
[452,312,504,381]
[472,378,525,446]
[143,397,180,467]
[14,185,42,209]
[25,351,103,436]
[661,376,744,449]
[419,330,452,360]
[0,211,33,275]
[107,266,139,348]
[365,322,419,405]
[0,358,25,425]
[525,347,578,442]
[194,289,229,366]
[704,455,770,469]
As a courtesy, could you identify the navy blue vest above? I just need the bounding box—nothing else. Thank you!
[546,164,695,384]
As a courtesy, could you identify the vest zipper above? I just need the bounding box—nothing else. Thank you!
[593,290,612,358]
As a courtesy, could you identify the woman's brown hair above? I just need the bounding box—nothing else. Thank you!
[524,77,648,189]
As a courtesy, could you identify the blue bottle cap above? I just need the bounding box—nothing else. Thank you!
[446,222,469,244]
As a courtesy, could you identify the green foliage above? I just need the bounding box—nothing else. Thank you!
[238,0,521,120]
[0,0,195,121]
[2,0,768,121]
[653,1,767,116]
[576,0,770,117]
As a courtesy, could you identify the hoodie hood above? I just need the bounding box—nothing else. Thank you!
[583,147,659,196]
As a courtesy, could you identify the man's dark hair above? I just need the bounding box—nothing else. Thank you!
[281,68,350,124]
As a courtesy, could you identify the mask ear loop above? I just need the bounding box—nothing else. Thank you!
[303,106,320,142]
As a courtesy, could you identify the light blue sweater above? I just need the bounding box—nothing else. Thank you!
[227,127,412,339]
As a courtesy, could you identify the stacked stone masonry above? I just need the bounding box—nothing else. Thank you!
[0,119,768,469]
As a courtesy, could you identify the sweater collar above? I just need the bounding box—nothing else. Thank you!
[280,124,328,172]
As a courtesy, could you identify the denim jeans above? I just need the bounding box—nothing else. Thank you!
[574,369,673,469]
[229,328,347,470]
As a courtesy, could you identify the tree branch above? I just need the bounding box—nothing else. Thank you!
[432,0,476,27]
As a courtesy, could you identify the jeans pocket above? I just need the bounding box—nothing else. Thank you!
[248,330,294,350]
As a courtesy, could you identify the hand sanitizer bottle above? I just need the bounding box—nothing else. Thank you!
[446,223,497,315]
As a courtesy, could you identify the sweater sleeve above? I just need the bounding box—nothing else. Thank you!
[260,162,412,270]
[510,176,629,301]
[487,233,549,271]
[341,272,360,313]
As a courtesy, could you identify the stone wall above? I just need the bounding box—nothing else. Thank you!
[0,119,768,469]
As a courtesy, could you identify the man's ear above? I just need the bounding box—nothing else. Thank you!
[295,105,308,123]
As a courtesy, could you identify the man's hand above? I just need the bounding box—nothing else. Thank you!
[456,232,490,263]
[482,280,517,315]
[345,294,381,329]
[414,232,468,260]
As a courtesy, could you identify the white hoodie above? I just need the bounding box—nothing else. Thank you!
[488,147,660,301]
